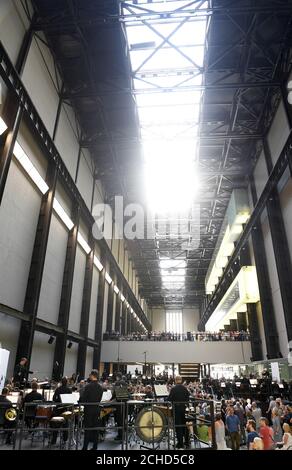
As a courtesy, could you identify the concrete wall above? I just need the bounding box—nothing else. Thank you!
[101,340,252,364]
[0,1,149,380]
[0,312,21,379]
[250,97,292,360]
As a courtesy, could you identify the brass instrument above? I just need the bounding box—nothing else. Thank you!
[5,407,17,421]
[100,406,114,419]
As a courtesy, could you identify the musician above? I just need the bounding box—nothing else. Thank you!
[168,376,190,449]
[52,361,61,382]
[23,381,43,404]
[50,377,72,445]
[13,357,32,388]
[80,369,103,451]
[144,385,154,399]
[0,388,14,445]
[111,373,128,441]
[53,377,72,403]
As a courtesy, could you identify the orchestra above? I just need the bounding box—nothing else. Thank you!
[0,368,291,450]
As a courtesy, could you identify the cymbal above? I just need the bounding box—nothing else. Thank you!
[131,393,146,396]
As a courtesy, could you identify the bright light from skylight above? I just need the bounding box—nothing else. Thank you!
[144,140,198,213]
[123,0,207,292]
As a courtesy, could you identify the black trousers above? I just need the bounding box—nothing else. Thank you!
[174,410,188,447]
[82,429,98,450]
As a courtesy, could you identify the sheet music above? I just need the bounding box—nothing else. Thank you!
[101,390,112,402]
[60,392,79,404]
[154,384,168,397]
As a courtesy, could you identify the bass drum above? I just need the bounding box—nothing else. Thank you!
[135,407,167,443]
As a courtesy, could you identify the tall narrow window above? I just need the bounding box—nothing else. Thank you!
[166,311,182,334]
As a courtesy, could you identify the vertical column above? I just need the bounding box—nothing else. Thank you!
[53,204,80,375]
[249,175,280,359]
[0,22,34,204]
[114,280,121,333]
[93,255,106,369]
[126,307,131,335]
[106,268,114,332]
[229,319,237,331]
[237,312,248,331]
[239,244,263,360]
[263,139,292,342]
[247,304,263,361]
[15,161,58,369]
[121,301,127,336]
[77,236,94,379]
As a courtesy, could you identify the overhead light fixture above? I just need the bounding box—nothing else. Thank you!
[105,272,112,284]
[94,255,103,272]
[121,294,125,302]
[114,285,119,294]
[53,198,74,230]
[48,335,55,344]
[0,116,7,135]
[67,341,73,349]
[77,232,91,255]
[13,141,49,194]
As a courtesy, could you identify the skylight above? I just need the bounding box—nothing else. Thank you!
[123,0,208,293]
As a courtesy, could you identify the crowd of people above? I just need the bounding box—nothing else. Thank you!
[103,330,250,342]
[1,365,292,451]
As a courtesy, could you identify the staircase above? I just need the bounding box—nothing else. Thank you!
[179,363,200,380]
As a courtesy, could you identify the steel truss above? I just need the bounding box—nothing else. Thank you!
[28,0,292,308]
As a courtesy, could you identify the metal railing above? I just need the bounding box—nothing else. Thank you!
[0,398,216,450]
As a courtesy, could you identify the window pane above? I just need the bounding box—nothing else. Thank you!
[166,311,182,334]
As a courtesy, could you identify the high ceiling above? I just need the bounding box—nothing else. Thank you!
[31,0,292,308]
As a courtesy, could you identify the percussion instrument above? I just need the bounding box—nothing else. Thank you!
[50,416,65,429]
[154,404,172,418]
[61,410,73,420]
[36,404,54,420]
[135,407,167,443]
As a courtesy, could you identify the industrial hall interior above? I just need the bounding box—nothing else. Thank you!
[1,0,292,453]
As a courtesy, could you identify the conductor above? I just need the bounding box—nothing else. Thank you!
[13,358,32,388]
[80,369,103,450]
[168,375,190,449]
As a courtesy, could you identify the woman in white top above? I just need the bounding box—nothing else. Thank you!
[214,413,228,450]
[279,423,292,450]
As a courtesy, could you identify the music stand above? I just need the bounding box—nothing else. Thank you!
[114,386,129,401]
[154,384,168,399]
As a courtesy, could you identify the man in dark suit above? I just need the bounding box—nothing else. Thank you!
[80,369,103,450]
[168,376,190,449]
[13,358,32,388]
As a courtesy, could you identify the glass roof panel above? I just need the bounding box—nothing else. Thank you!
[123,0,208,299]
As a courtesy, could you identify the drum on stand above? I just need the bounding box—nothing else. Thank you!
[135,407,167,444]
